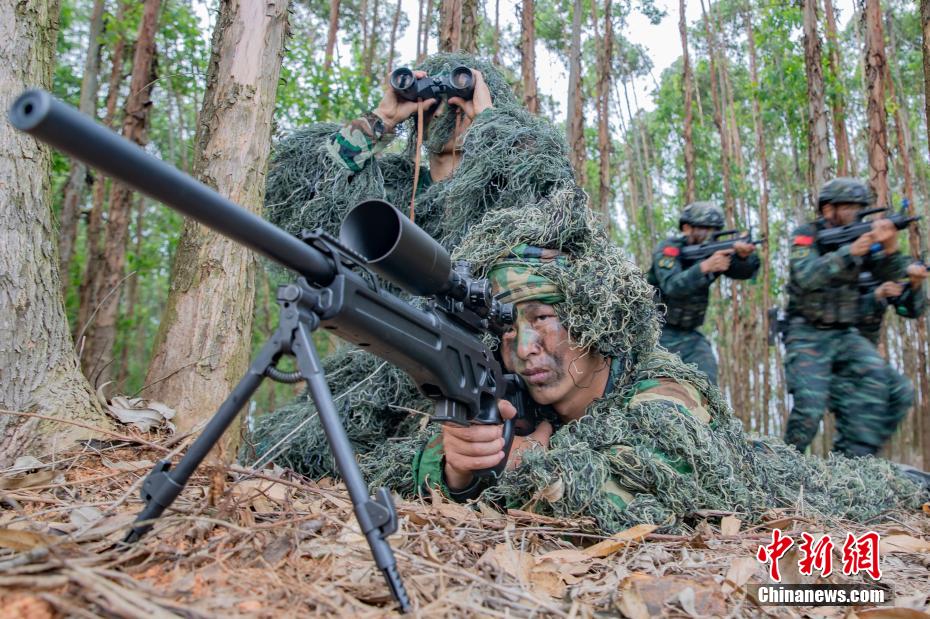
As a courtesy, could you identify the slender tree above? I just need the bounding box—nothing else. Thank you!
[0,0,111,465]
[679,0,696,203]
[802,0,831,202]
[386,0,402,75]
[590,0,613,227]
[493,0,501,63]
[699,0,734,222]
[566,0,586,184]
[143,0,289,458]
[323,0,340,75]
[80,0,161,386]
[58,0,107,284]
[823,0,854,176]
[863,0,890,208]
[520,0,538,113]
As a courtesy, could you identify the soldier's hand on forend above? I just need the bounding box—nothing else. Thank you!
[849,231,875,257]
[442,398,518,490]
[733,240,756,258]
[875,281,905,300]
[907,262,928,287]
[871,218,899,253]
[374,70,437,130]
[700,249,733,274]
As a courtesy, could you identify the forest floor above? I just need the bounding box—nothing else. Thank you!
[0,434,929,618]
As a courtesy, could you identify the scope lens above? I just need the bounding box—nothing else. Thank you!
[451,66,473,89]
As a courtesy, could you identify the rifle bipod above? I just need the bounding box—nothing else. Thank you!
[123,279,411,613]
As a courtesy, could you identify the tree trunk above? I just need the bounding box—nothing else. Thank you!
[58,0,106,286]
[117,195,144,386]
[699,0,734,223]
[745,4,772,435]
[363,0,379,79]
[417,0,424,60]
[863,0,889,208]
[823,0,854,176]
[81,0,161,387]
[0,0,111,466]
[520,0,538,113]
[802,0,831,203]
[439,0,462,52]
[77,2,129,344]
[386,0,402,76]
[323,0,340,75]
[679,0,696,203]
[589,0,612,228]
[143,0,288,460]
[566,0,586,185]
[493,0,501,63]
[461,0,478,53]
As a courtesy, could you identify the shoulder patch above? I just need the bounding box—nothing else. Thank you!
[663,246,681,257]
[793,235,814,246]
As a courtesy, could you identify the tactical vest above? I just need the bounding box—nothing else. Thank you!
[787,223,863,328]
[648,237,710,330]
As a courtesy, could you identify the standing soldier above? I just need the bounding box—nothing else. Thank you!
[828,261,929,436]
[784,178,911,457]
[648,202,760,385]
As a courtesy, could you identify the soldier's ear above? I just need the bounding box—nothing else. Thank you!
[681,223,692,235]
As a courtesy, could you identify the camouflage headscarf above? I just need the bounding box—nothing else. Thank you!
[487,244,566,305]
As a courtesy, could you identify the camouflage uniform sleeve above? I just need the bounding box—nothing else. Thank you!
[724,252,760,280]
[868,250,909,283]
[324,113,397,173]
[789,225,859,291]
[651,241,714,300]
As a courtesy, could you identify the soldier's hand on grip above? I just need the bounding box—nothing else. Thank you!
[871,218,899,253]
[443,399,518,490]
[906,262,928,287]
[700,249,733,274]
[849,231,875,257]
[875,281,905,300]
[733,240,756,258]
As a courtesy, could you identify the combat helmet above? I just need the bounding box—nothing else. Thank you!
[817,178,873,210]
[679,201,725,230]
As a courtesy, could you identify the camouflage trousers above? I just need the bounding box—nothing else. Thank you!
[784,321,908,457]
[659,326,718,385]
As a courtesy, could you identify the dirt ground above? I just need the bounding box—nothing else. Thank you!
[1,434,929,618]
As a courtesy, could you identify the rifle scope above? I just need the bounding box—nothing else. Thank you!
[8,89,335,286]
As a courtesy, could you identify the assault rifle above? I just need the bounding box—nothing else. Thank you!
[816,205,920,252]
[9,90,533,613]
[680,228,764,263]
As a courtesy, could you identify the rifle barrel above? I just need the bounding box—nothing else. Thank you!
[8,89,334,285]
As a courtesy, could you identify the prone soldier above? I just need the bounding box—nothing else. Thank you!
[647,202,760,385]
[784,178,912,457]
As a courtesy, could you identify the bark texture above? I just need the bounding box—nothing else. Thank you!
[143,0,288,457]
[81,0,160,386]
[461,0,478,53]
[802,0,831,202]
[592,0,612,227]
[439,0,462,52]
[863,0,889,208]
[566,0,586,185]
[823,0,854,176]
[0,0,110,466]
[323,0,340,74]
[520,0,538,114]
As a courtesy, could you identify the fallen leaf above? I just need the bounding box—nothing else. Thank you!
[99,385,175,433]
[477,543,533,584]
[528,569,566,598]
[619,573,726,618]
[69,506,103,528]
[881,535,930,554]
[721,557,759,595]
[101,458,154,471]
[0,470,55,490]
[720,515,741,536]
[0,528,53,551]
[583,524,658,559]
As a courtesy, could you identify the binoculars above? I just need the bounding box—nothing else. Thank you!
[389,65,474,102]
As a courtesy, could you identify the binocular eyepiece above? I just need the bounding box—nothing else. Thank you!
[339,199,512,326]
[389,66,474,102]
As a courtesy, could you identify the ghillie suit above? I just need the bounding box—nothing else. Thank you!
[380,190,924,534]
[249,52,583,476]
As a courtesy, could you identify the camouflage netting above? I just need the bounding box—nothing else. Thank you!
[262,52,579,248]
[251,53,586,480]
